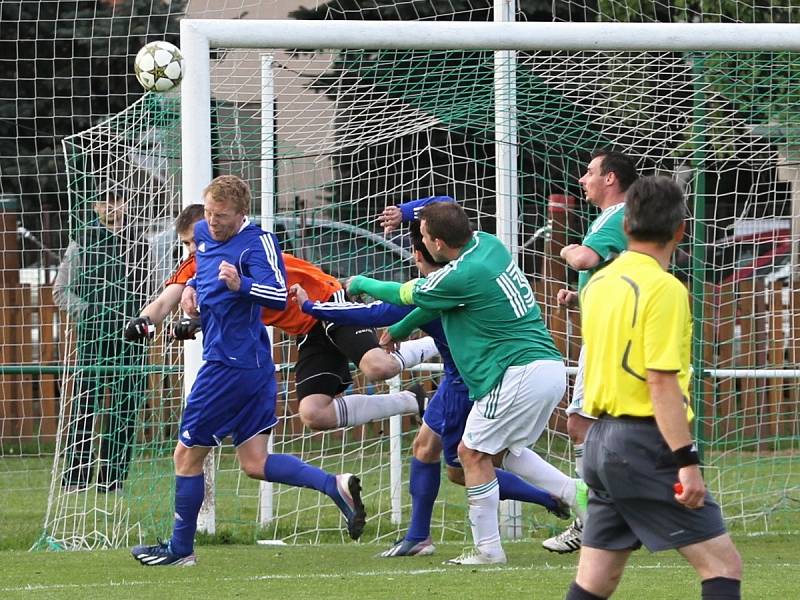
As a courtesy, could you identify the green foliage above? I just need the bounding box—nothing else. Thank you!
[594,3,800,154]
[0,0,186,222]
[289,0,568,22]
[598,0,798,23]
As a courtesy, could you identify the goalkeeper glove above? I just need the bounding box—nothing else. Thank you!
[123,316,155,341]
[171,317,202,341]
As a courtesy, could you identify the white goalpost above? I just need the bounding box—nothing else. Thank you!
[178,17,800,540]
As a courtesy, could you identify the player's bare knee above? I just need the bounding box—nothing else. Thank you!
[359,350,400,381]
[412,441,438,463]
[725,549,743,580]
[298,396,336,431]
[412,429,441,462]
[446,466,465,486]
[239,457,265,480]
[173,444,205,476]
[457,442,481,468]
[711,543,743,580]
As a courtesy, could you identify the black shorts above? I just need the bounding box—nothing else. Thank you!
[582,415,727,553]
[294,309,381,400]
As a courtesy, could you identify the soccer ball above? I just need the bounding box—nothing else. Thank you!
[134,41,184,92]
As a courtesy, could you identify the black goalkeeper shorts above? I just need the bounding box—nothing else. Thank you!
[294,312,381,399]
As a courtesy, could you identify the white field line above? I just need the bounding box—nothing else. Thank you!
[2,563,799,593]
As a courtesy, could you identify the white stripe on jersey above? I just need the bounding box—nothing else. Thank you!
[587,202,624,235]
[250,286,288,301]
[419,232,481,293]
[312,299,384,312]
[259,233,287,290]
[246,233,286,299]
[496,272,526,318]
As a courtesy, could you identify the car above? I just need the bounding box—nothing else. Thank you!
[150,213,415,286]
[712,218,791,285]
[271,215,415,282]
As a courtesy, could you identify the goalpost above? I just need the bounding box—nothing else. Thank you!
[41,18,800,550]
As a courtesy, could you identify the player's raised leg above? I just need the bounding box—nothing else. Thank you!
[295,322,428,431]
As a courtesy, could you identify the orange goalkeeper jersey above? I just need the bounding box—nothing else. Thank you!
[165,252,340,335]
[165,255,196,286]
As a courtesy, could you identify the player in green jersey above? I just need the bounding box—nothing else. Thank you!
[349,201,584,565]
[544,150,638,554]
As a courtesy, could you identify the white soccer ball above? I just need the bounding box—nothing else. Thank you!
[134,41,184,92]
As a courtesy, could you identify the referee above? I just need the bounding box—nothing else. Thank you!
[565,176,742,600]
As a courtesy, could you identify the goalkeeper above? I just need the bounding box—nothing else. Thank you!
[293,220,570,558]
[125,207,437,432]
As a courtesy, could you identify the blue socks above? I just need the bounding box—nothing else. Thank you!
[264,453,337,496]
[169,474,205,556]
[496,468,558,511]
[406,458,441,542]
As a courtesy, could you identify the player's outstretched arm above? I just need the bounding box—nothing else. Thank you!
[387,307,439,341]
[347,275,410,305]
[378,196,454,234]
[397,195,455,224]
[300,295,414,327]
[138,284,185,326]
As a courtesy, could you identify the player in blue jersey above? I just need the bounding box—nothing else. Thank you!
[292,219,569,557]
[131,176,366,566]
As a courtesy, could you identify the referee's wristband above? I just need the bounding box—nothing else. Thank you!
[673,443,700,468]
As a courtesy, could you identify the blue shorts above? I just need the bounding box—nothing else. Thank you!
[179,361,278,448]
[422,378,471,467]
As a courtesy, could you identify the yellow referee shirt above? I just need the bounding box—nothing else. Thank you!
[580,251,693,420]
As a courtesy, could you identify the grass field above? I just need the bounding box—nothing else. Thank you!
[1,534,798,599]
[3,444,798,598]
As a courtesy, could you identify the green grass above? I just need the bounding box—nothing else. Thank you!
[0,534,798,599]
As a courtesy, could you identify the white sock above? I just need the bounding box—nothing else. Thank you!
[574,442,584,478]
[334,391,417,427]
[391,336,439,370]
[466,479,503,556]
[502,447,575,504]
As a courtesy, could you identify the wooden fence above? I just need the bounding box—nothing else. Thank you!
[1,201,798,448]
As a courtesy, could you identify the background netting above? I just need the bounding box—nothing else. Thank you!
[0,0,797,551]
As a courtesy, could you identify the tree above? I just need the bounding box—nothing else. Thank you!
[0,0,185,255]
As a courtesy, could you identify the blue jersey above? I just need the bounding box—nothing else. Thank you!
[399,195,455,223]
[301,298,467,393]
[189,219,287,369]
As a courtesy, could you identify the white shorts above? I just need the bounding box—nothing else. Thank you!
[462,359,566,456]
[565,345,596,419]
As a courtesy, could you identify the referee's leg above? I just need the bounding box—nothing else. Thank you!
[567,547,632,599]
[678,533,742,599]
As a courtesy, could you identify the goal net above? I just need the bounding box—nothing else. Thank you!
[28,9,799,551]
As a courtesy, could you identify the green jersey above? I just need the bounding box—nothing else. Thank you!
[577,202,627,291]
[403,231,562,400]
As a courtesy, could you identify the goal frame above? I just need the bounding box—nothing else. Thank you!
[178,19,800,537]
